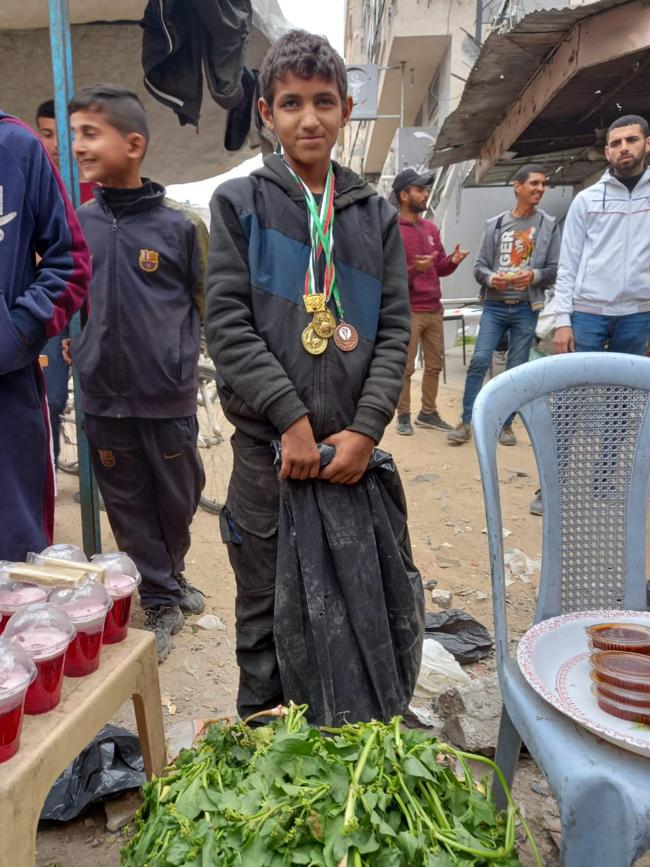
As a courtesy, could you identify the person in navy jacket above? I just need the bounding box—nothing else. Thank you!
[0,111,90,560]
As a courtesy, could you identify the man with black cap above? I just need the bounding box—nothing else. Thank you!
[393,168,468,436]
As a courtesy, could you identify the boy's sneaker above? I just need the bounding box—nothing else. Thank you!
[415,411,453,431]
[395,413,414,436]
[529,490,543,516]
[498,425,517,446]
[447,422,471,445]
[175,574,206,615]
[144,605,184,663]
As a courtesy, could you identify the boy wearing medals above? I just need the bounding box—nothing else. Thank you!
[205,30,412,719]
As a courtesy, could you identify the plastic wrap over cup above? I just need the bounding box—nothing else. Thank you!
[35,543,88,563]
[49,580,112,677]
[4,603,75,714]
[91,553,141,645]
[0,637,37,762]
[0,575,49,636]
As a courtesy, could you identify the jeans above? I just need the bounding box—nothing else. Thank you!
[462,301,538,424]
[572,311,650,355]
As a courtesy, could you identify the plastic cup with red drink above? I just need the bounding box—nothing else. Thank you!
[0,579,49,636]
[4,604,75,714]
[91,552,141,645]
[49,580,112,677]
[0,637,37,762]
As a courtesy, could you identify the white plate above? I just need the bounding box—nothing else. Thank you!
[517,610,650,758]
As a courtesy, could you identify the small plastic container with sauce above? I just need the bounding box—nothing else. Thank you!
[0,638,36,762]
[592,686,650,725]
[590,671,650,708]
[0,580,49,636]
[91,553,141,645]
[4,604,76,714]
[590,651,650,694]
[49,581,112,677]
[586,623,650,654]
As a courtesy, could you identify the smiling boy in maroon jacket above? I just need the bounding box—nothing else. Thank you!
[393,168,468,436]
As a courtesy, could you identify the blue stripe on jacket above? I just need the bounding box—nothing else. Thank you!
[239,212,382,342]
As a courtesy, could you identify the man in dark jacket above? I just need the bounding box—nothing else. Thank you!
[205,31,416,720]
[0,110,90,560]
[448,164,560,447]
[393,168,468,436]
[69,84,208,661]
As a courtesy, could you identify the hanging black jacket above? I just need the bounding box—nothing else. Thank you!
[141,0,252,127]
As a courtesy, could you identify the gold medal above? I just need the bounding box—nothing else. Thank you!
[312,309,337,339]
[301,324,328,355]
[333,322,359,352]
[304,294,326,314]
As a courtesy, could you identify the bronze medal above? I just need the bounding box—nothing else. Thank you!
[301,324,328,355]
[312,309,337,339]
[333,322,359,352]
[303,294,326,314]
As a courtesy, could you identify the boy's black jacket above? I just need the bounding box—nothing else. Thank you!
[205,155,410,443]
[72,182,208,418]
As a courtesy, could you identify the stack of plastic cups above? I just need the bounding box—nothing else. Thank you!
[4,604,76,714]
[49,580,112,677]
[0,638,37,762]
[91,553,141,645]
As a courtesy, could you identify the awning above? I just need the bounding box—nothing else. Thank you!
[0,0,289,184]
[428,0,650,184]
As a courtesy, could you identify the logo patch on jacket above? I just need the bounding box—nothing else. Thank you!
[0,186,18,242]
[138,249,159,272]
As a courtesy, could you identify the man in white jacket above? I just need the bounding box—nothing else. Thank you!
[554,114,650,354]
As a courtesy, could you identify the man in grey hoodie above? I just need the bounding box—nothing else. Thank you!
[448,164,560,447]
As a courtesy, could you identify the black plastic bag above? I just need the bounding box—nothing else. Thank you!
[424,609,493,664]
[274,447,424,726]
[40,725,145,822]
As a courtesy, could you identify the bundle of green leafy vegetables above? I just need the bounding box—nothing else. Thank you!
[121,704,541,866]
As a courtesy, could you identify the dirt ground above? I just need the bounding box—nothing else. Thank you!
[34,371,649,867]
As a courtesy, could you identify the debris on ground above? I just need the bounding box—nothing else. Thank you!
[104,790,142,832]
[424,609,493,663]
[504,548,541,584]
[438,672,502,755]
[414,638,470,697]
[431,588,453,608]
[196,613,226,630]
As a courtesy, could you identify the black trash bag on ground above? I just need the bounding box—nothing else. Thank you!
[40,725,145,822]
[274,447,425,726]
[424,609,493,664]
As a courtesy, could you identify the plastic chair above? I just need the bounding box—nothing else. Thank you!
[472,352,650,867]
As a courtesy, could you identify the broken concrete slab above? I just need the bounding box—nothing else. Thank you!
[438,672,502,755]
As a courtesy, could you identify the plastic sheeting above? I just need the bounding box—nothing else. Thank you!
[274,448,425,727]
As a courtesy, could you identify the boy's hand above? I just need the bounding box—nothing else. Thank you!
[280,416,320,480]
[511,269,534,289]
[62,338,72,365]
[319,431,374,485]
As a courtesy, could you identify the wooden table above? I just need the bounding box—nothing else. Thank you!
[0,629,166,867]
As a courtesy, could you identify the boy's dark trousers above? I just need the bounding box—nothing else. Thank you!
[219,431,283,719]
[84,414,205,609]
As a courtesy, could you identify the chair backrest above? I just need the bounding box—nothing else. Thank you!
[472,353,650,664]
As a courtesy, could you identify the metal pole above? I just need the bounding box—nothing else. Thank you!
[399,61,405,127]
[48,0,102,557]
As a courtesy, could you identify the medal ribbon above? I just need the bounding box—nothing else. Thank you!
[283,160,345,321]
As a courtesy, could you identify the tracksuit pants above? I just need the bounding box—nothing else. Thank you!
[219,431,283,719]
[84,414,205,609]
[0,363,54,560]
